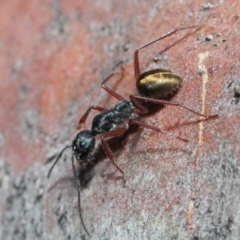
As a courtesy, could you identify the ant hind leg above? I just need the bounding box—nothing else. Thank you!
[130,95,218,119]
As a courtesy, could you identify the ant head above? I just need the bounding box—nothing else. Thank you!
[72,130,95,165]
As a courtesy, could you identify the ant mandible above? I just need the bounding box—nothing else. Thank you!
[47,24,217,236]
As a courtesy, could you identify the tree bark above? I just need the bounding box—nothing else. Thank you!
[0,0,240,239]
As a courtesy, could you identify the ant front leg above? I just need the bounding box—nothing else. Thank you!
[101,126,128,187]
[130,95,218,119]
[77,105,106,130]
[101,68,126,101]
[134,25,204,79]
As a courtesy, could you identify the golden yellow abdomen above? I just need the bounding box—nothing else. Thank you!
[136,68,182,98]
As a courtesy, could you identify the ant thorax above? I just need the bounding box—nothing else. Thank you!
[91,100,134,136]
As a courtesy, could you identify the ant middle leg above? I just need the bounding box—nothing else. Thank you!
[130,95,218,119]
[101,67,126,101]
[101,126,128,187]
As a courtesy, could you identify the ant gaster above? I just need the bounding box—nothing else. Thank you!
[47,24,217,236]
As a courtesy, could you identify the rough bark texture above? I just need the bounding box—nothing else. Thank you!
[0,0,240,240]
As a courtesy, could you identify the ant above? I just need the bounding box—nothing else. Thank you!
[47,24,217,236]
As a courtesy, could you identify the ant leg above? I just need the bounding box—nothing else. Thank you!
[130,119,188,142]
[77,105,106,130]
[130,95,218,119]
[71,156,91,236]
[134,24,204,79]
[101,126,128,187]
[129,95,149,115]
[101,67,126,101]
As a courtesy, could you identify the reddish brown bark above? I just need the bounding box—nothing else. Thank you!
[0,1,239,239]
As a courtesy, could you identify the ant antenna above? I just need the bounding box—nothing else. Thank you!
[71,156,91,236]
[47,145,72,178]
[47,145,91,235]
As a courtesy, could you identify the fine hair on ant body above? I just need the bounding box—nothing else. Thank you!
[47,24,217,236]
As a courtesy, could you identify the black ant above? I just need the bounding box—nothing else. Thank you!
[47,24,217,236]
